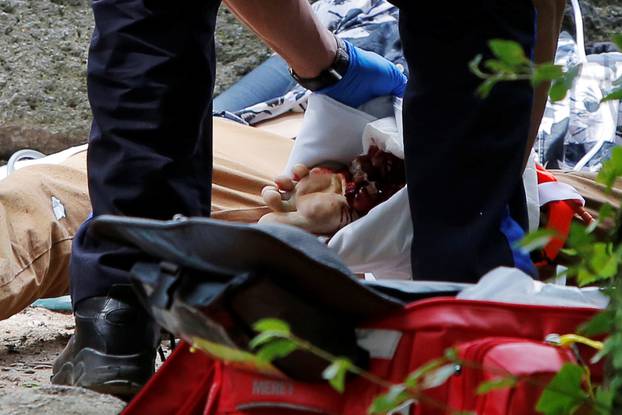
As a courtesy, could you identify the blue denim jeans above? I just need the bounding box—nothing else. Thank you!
[213,54,298,113]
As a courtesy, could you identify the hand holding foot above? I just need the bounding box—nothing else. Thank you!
[259,164,354,235]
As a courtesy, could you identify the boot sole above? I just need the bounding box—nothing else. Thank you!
[51,347,153,398]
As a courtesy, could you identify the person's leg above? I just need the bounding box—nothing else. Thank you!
[213,54,298,113]
[398,1,536,281]
[54,0,221,395]
[72,0,220,306]
[0,118,293,322]
[0,152,89,320]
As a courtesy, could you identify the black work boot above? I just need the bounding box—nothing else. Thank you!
[51,284,160,397]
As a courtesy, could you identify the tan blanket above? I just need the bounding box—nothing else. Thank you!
[0,118,293,319]
[1,116,620,320]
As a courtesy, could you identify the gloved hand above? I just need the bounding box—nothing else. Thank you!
[318,39,407,108]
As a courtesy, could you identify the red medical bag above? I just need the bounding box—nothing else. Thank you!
[123,297,600,415]
[446,337,578,415]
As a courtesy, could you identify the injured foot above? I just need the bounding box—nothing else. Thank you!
[259,164,354,235]
[259,146,407,236]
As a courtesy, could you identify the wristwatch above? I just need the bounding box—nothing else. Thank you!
[289,35,350,91]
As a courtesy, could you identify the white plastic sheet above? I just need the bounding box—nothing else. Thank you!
[286,94,541,279]
[458,266,608,309]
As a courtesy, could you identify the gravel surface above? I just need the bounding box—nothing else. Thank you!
[0,1,270,160]
[0,0,619,160]
[0,307,173,414]
[0,385,126,415]
[0,308,73,392]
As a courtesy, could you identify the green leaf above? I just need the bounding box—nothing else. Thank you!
[586,242,618,281]
[576,267,599,287]
[598,203,615,222]
[516,229,558,253]
[533,63,564,86]
[613,34,622,51]
[422,363,457,389]
[476,376,518,394]
[368,385,411,414]
[477,78,499,98]
[484,59,515,74]
[256,339,297,362]
[536,363,588,415]
[250,331,285,349]
[404,358,446,388]
[322,358,352,393]
[488,39,530,67]
[597,146,622,190]
[590,343,609,365]
[468,54,485,78]
[611,333,622,370]
[579,310,614,337]
[549,79,569,102]
[250,319,292,350]
[191,337,278,373]
[549,64,581,102]
[564,64,582,85]
[593,386,614,415]
[567,222,595,251]
[601,86,622,103]
[253,319,291,335]
[444,347,460,363]
[560,248,578,257]
[591,333,622,368]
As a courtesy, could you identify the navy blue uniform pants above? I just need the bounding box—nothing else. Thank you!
[70,0,221,303]
[71,0,535,304]
[397,1,535,280]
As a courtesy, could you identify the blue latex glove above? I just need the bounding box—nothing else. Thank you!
[318,39,407,108]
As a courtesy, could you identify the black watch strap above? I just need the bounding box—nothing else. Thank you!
[290,36,350,91]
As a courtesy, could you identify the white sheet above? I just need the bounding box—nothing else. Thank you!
[457,267,608,308]
[288,93,541,279]
[0,144,87,181]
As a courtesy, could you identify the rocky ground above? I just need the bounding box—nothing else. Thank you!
[0,385,125,415]
[0,307,172,414]
[1,0,620,162]
[566,0,622,42]
[0,0,270,162]
[0,308,128,414]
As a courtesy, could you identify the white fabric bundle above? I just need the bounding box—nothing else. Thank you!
[286,93,540,280]
[330,115,413,280]
[284,94,376,173]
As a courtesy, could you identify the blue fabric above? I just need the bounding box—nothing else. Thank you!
[318,40,407,107]
[500,208,537,277]
[32,296,72,312]
[213,55,297,113]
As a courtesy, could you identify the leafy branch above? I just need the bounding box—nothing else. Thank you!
[249,319,606,414]
[471,36,622,104]
[249,318,469,414]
